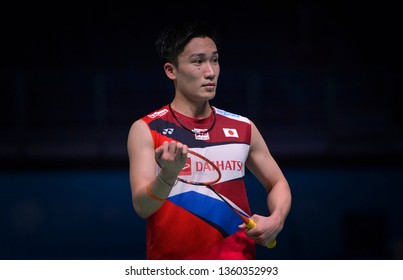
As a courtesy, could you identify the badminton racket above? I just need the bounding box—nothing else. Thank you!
[177,149,276,249]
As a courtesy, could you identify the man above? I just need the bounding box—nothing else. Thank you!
[127,21,291,259]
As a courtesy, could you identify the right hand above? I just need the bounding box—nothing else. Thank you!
[155,141,188,176]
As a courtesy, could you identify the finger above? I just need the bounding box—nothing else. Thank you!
[176,142,183,150]
[238,223,246,229]
[162,141,170,152]
[175,144,184,161]
[176,142,188,155]
[155,142,169,165]
[182,144,188,154]
[168,141,178,154]
[155,145,163,160]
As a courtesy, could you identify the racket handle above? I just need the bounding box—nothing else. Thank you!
[244,217,277,249]
[266,239,277,249]
[245,217,256,229]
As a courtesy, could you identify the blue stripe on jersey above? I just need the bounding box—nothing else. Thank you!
[168,191,242,236]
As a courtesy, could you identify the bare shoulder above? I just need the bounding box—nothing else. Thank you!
[129,118,148,135]
[127,119,153,151]
[249,119,266,145]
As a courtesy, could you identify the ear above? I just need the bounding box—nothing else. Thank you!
[163,63,176,80]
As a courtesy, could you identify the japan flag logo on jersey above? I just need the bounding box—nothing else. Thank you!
[223,128,239,138]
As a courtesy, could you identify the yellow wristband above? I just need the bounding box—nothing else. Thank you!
[146,184,165,201]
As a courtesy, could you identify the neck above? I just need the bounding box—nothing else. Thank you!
[168,103,216,135]
[170,99,211,119]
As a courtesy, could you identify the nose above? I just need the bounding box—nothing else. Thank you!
[204,62,216,80]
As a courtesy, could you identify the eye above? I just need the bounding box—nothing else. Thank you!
[191,56,203,65]
[211,54,219,64]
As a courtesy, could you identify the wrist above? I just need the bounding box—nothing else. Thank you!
[269,211,285,229]
[146,184,166,201]
[157,173,177,187]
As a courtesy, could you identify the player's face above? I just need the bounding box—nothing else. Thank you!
[175,37,220,103]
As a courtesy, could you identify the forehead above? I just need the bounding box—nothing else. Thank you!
[181,37,218,57]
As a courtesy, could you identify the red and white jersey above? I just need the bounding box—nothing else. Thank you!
[140,104,256,259]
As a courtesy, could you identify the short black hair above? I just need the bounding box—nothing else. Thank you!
[155,21,218,66]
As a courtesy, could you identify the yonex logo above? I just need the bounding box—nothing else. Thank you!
[162,128,174,135]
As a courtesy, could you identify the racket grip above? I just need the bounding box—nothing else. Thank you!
[266,239,277,249]
[245,218,256,229]
[245,217,277,249]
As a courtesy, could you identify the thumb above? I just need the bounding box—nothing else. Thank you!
[238,223,246,229]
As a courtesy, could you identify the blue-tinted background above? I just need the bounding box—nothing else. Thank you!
[1,2,402,259]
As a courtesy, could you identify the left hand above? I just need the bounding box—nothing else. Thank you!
[239,214,281,247]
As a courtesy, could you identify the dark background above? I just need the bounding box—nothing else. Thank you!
[1,2,402,259]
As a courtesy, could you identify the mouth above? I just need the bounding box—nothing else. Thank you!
[204,84,216,92]
[203,82,216,88]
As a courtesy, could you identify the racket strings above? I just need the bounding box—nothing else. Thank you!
[178,152,221,185]
[181,172,218,184]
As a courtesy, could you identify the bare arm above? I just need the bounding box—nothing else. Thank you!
[127,120,187,218]
[244,121,292,246]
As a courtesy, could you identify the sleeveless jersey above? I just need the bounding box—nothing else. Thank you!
[141,104,256,259]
